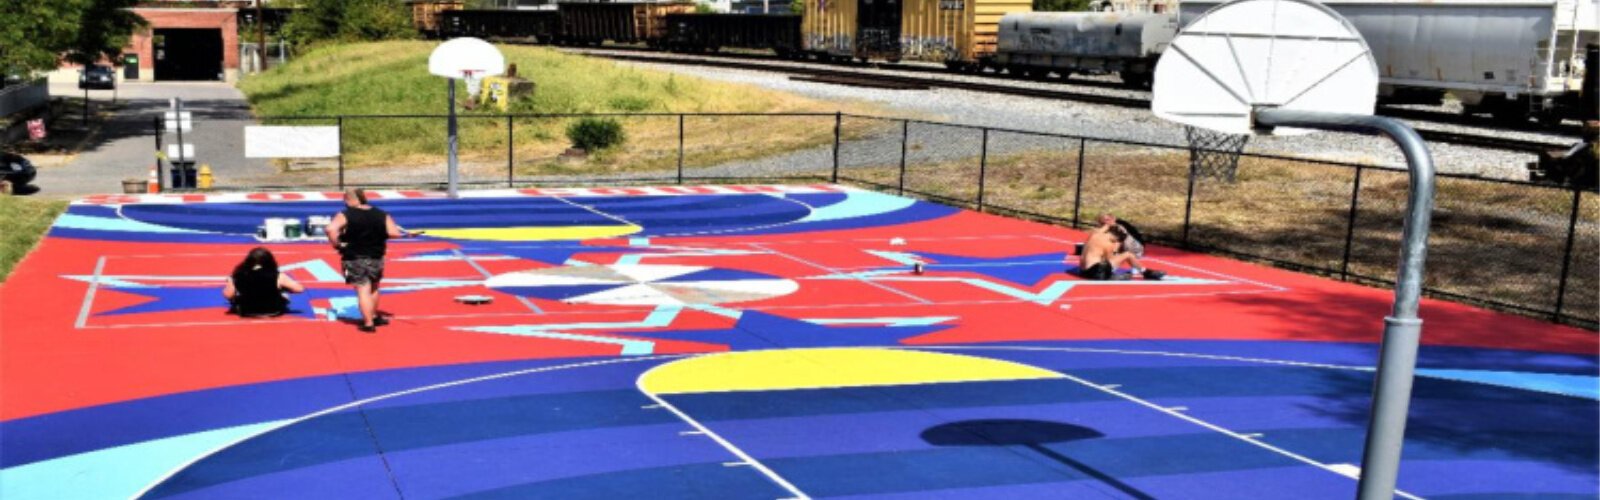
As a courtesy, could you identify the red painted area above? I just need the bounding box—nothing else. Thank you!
[0,190,1591,422]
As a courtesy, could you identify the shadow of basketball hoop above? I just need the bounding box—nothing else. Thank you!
[920,419,1154,500]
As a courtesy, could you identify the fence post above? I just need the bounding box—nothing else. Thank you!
[336,116,344,190]
[1553,188,1583,321]
[1072,138,1086,228]
[506,115,514,188]
[977,127,989,211]
[897,119,909,195]
[1182,158,1197,246]
[1339,165,1364,280]
[153,116,164,190]
[831,112,842,183]
[677,114,685,185]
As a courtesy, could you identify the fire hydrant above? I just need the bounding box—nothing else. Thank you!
[198,164,213,190]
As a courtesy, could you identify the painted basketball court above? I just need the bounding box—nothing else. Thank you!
[1,184,1594,499]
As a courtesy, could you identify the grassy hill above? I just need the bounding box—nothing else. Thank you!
[239,41,868,174]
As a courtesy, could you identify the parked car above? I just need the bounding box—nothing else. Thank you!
[79,65,115,90]
[2,152,38,194]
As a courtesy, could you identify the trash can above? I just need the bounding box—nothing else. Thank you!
[170,162,197,189]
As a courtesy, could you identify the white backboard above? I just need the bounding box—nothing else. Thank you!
[245,126,342,158]
[1151,0,1379,136]
[429,38,506,79]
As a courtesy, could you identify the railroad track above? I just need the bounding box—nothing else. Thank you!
[576,49,1579,155]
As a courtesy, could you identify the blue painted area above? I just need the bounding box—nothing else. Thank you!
[53,213,205,234]
[1416,368,1599,400]
[624,310,951,351]
[799,190,916,223]
[453,461,793,499]
[0,420,286,500]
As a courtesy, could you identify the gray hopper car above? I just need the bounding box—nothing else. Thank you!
[994,12,1176,87]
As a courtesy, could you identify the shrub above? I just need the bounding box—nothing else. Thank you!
[566,118,626,151]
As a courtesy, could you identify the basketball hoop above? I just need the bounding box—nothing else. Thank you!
[428,38,505,199]
[1184,126,1249,183]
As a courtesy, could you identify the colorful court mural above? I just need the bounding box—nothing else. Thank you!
[0,184,1595,499]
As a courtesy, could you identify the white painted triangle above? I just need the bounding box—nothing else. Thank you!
[663,280,799,296]
[568,283,684,306]
[609,264,703,283]
[485,272,624,288]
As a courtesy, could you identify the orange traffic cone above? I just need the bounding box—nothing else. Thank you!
[146,165,160,194]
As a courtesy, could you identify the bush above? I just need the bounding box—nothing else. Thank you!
[566,118,626,151]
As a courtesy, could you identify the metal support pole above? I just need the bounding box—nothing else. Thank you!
[677,114,685,185]
[831,112,842,183]
[446,79,460,198]
[153,115,164,191]
[897,119,909,195]
[977,128,989,211]
[1340,166,1365,280]
[1552,188,1583,321]
[337,116,345,190]
[173,98,185,190]
[1182,159,1197,246]
[1256,109,1435,500]
[1072,138,1086,228]
[507,115,515,188]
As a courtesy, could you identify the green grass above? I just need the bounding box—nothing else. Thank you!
[0,197,66,284]
[239,41,868,171]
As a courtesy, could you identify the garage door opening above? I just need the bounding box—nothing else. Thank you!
[154,28,223,81]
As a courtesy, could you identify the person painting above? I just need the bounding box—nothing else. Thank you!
[325,188,420,333]
[1078,224,1165,281]
[1081,212,1165,280]
[223,247,305,317]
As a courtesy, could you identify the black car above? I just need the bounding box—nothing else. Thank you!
[79,65,115,90]
[2,152,38,192]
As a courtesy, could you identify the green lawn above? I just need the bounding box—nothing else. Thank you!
[0,197,66,283]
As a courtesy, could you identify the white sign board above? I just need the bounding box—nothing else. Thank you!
[163,111,193,132]
[166,143,195,160]
[245,126,342,158]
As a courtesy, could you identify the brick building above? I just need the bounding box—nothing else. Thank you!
[55,1,250,84]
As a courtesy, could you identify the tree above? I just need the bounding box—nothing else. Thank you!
[65,0,147,66]
[1032,0,1092,11]
[282,0,413,47]
[0,0,88,77]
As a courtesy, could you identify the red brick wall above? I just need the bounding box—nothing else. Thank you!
[125,8,240,80]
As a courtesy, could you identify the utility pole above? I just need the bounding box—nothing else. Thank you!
[257,0,269,72]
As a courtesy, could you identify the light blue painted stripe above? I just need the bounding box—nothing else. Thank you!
[460,328,657,356]
[864,250,922,265]
[1417,368,1600,400]
[327,296,360,320]
[629,237,651,246]
[280,260,345,283]
[0,420,287,500]
[800,190,916,223]
[53,213,204,234]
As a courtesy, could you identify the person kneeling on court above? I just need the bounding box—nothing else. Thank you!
[1076,225,1163,281]
[223,247,305,317]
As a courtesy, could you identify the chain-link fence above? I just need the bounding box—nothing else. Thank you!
[147,110,1599,328]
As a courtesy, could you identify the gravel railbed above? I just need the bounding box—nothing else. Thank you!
[610,59,1547,181]
[568,47,1580,149]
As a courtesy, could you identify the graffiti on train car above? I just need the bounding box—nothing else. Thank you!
[902,36,958,60]
[806,33,854,53]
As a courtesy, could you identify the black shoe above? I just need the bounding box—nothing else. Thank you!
[358,324,378,333]
[1143,269,1166,281]
[373,316,390,326]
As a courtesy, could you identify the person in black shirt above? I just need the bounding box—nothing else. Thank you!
[325,188,419,333]
[223,247,305,317]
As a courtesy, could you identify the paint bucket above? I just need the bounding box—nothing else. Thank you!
[264,218,287,241]
[306,216,330,237]
[283,218,304,239]
[256,225,268,240]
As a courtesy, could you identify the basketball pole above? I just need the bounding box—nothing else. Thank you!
[1255,108,1436,500]
[447,77,460,199]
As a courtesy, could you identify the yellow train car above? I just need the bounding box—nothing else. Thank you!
[801,0,1031,65]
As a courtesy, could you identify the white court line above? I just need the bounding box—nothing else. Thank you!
[453,248,543,314]
[75,256,106,329]
[748,242,932,305]
[637,364,812,500]
[551,193,822,239]
[130,355,690,499]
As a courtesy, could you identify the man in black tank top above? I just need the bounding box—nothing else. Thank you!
[325,188,418,333]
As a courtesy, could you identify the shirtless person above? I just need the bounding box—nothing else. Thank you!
[1078,225,1164,280]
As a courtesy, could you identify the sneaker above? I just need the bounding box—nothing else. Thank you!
[358,324,378,334]
[373,316,390,327]
[1143,269,1167,281]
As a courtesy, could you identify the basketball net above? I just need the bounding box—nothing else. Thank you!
[461,70,484,98]
[1184,126,1250,183]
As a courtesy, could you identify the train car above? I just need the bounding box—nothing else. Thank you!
[1179,0,1599,123]
[439,9,560,42]
[663,14,804,55]
[558,2,696,46]
[408,0,465,37]
[993,12,1175,86]
[802,0,1032,65]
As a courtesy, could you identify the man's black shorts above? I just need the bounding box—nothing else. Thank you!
[343,257,385,286]
[1079,261,1114,281]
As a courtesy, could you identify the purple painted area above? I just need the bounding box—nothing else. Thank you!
[1125,465,1358,499]
[346,358,664,411]
[700,401,1223,459]
[378,423,738,498]
[824,479,1130,499]
[161,452,400,499]
[1396,460,1600,497]
[1163,395,1594,436]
